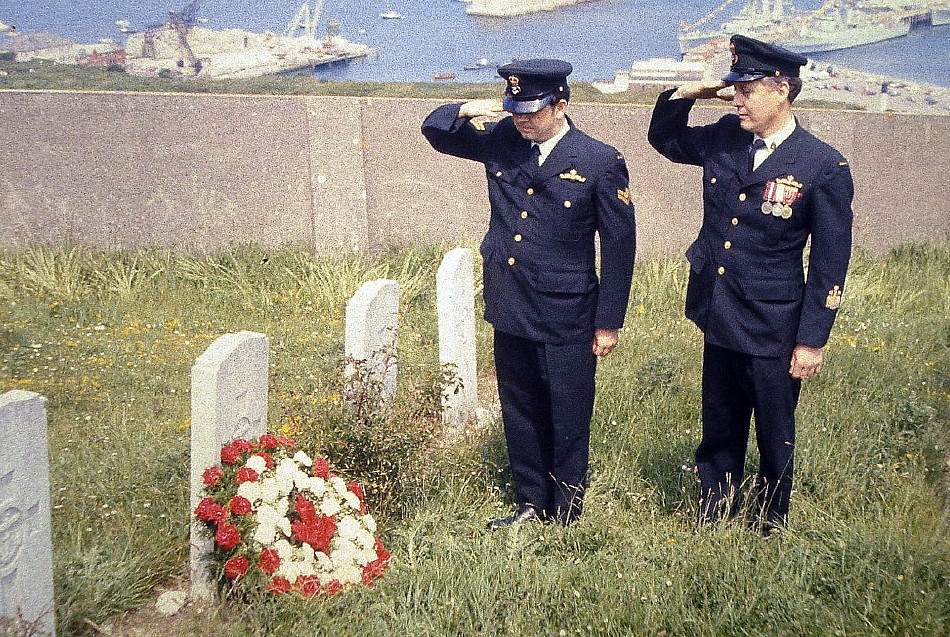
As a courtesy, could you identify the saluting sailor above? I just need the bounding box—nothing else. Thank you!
[422,59,636,528]
[648,35,854,534]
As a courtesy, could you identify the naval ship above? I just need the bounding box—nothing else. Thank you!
[679,0,911,55]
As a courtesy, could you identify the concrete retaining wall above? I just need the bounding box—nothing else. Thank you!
[1,90,947,255]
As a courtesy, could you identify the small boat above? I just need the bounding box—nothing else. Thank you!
[379,10,405,19]
[432,73,456,81]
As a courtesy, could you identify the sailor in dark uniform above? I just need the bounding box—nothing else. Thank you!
[648,35,853,533]
[422,59,636,528]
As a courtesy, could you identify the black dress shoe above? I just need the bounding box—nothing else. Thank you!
[486,505,542,531]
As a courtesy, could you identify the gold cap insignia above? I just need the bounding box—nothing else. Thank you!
[825,285,842,310]
[509,75,521,94]
[617,187,631,205]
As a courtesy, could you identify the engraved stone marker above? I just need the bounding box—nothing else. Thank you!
[344,280,399,409]
[437,248,478,428]
[190,331,268,600]
[0,390,55,636]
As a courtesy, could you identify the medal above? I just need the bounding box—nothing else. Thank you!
[772,202,785,217]
[762,176,803,220]
[761,202,772,214]
[781,205,793,219]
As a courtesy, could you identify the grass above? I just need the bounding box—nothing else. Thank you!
[0,58,856,110]
[0,241,947,636]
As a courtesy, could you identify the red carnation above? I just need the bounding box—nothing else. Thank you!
[258,434,279,449]
[312,457,330,479]
[348,482,365,501]
[362,558,388,585]
[228,496,252,516]
[224,555,249,579]
[277,436,295,447]
[221,445,241,465]
[375,538,391,564]
[202,466,223,487]
[215,523,241,550]
[194,498,227,525]
[258,548,280,574]
[236,467,259,484]
[325,580,345,595]
[296,575,322,597]
[267,576,292,595]
[233,439,254,453]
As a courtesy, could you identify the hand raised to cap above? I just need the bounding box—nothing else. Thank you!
[673,80,734,101]
[458,98,506,119]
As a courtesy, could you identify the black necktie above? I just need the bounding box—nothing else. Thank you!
[526,144,541,175]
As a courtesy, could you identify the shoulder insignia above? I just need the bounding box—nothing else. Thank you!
[825,285,842,310]
[470,119,486,131]
[839,161,849,167]
[616,153,624,160]
[617,187,631,205]
[559,168,587,183]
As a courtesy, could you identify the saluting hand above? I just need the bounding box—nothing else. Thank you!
[673,80,734,101]
[789,344,823,379]
[458,98,506,119]
[593,328,620,357]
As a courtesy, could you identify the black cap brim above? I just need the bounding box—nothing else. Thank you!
[722,69,770,82]
[503,94,555,114]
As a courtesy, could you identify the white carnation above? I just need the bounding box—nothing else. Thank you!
[336,517,362,540]
[275,473,295,495]
[357,547,378,565]
[237,481,263,503]
[253,522,277,546]
[245,455,268,474]
[343,491,361,510]
[361,514,377,533]
[330,476,348,496]
[314,551,333,572]
[277,560,304,583]
[329,538,359,567]
[292,450,313,466]
[320,496,342,517]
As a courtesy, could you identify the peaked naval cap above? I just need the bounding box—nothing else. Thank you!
[497,58,573,114]
[722,34,807,82]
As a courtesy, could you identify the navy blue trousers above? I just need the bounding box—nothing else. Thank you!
[493,330,597,523]
[697,342,801,525]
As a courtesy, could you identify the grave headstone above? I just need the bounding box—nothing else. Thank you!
[189,331,268,601]
[437,248,478,427]
[0,390,55,636]
[344,279,399,408]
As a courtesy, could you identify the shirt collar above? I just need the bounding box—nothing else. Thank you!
[755,116,796,151]
[533,119,571,165]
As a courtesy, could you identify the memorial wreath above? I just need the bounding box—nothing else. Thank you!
[195,434,390,597]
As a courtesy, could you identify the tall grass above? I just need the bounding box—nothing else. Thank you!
[0,242,947,636]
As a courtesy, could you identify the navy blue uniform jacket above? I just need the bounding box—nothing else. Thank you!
[648,89,853,357]
[422,103,636,344]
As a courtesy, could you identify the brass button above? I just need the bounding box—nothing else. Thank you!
[738,193,746,202]
[724,241,732,249]
[717,266,725,275]
[527,188,535,195]
[731,217,739,226]
[495,171,503,177]
[514,234,522,242]
[710,177,717,184]
[507,257,516,266]
[521,211,528,219]
[564,200,572,208]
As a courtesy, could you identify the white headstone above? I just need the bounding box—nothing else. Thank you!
[189,331,268,601]
[344,279,399,408]
[437,248,478,428]
[0,390,55,636]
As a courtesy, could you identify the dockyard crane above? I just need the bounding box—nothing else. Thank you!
[283,1,324,41]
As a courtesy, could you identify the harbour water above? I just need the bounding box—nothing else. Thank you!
[1,0,948,86]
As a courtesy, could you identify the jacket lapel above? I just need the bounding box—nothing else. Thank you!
[536,125,580,182]
[742,121,805,187]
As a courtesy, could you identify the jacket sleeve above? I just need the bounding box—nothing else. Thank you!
[647,88,711,167]
[594,152,636,330]
[421,103,493,163]
[796,157,854,347]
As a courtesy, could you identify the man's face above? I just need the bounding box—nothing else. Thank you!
[511,100,567,143]
[731,79,789,137]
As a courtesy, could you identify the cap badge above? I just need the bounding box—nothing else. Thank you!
[825,285,842,310]
[559,169,587,183]
[509,75,521,95]
[729,42,739,66]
